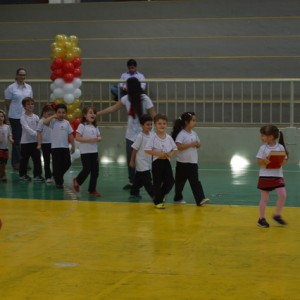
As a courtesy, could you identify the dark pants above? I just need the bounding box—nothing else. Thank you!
[19,142,42,177]
[76,152,99,193]
[130,170,154,198]
[9,118,22,167]
[174,162,206,205]
[126,138,135,184]
[152,159,174,205]
[52,148,71,186]
[41,143,52,179]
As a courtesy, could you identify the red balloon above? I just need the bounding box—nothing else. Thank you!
[63,62,75,73]
[72,57,82,68]
[50,72,57,81]
[54,68,63,78]
[73,68,82,78]
[50,101,57,109]
[63,72,74,83]
[53,57,64,68]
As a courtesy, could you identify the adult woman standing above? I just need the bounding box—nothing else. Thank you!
[4,68,33,170]
[97,77,156,190]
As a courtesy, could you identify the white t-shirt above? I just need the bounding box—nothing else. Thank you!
[20,113,39,144]
[76,123,101,154]
[120,71,146,91]
[145,133,177,162]
[175,129,200,164]
[256,143,285,177]
[37,117,52,144]
[131,131,154,172]
[0,124,12,150]
[4,82,33,119]
[49,119,73,149]
[121,94,153,142]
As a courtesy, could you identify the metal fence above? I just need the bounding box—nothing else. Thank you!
[1,78,300,126]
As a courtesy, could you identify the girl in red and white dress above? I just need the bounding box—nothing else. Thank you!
[256,125,288,228]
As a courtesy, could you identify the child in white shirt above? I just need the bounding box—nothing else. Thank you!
[171,112,209,206]
[129,114,154,200]
[44,103,75,189]
[73,107,101,197]
[37,104,54,183]
[19,97,44,182]
[145,114,177,209]
[0,110,14,182]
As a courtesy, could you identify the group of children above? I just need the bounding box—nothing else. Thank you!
[0,99,289,226]
[128,112,209,209]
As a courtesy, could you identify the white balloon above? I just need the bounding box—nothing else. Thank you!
[54,78,64,88]
[63,83,74,94]
[73,88,81,98]
[73,78,82,89]
[53,88,64,98]
[50,93,56,101]
[64,93,75,104]
[50,83,55,92]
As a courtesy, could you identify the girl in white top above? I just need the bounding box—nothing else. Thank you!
[37,104,54,183]
[0,110,14,181]
[97,77,156,190]
[73,107,102,197]
[171,112,209,206]
[145,114,177,209]
[256,125,288,228]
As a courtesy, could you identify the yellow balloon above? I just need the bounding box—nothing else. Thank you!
[68,35,78,46]
[73,108,82,118]
[51,42,58,51]
[73,98,80,108]
[67,114,74,121]
[52,47,64,58]
[64,52,74,62]
[64,41,73,51]
[67,103,75,113]
[55,98,64,105]
[72,47,82,57]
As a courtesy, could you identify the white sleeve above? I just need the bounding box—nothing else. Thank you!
[36,119,44,132]
[20,116,37,137]
[132,134,142,150]
[144,135,154,151]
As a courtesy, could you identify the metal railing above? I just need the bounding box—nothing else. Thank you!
[1,78,300,126]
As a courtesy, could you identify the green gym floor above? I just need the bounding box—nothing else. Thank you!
[1,162,300,299]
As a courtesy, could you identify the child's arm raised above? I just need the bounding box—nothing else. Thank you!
[43,114,56,126]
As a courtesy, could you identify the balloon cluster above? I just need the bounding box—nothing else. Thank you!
[49,34,83,133]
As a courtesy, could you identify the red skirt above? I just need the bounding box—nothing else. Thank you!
[257,177,285,191]
[0,149,8,160]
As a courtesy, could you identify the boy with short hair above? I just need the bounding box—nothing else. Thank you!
[129,114,154,200]
[19,97,44,182]
[43,104,75,189]
[145,114,177,209]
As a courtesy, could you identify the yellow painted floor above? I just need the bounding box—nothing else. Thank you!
[0,199,299,300]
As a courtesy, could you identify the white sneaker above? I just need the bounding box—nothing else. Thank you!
[174,200,187,204]
[46,178,53,183]
[199,198,210,206]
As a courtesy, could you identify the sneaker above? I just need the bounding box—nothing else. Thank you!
[19,175,32,182]
[198,198,210,206]
[257,218,270,228]
[89,191,101,197]
[174,200,186,204]
[56,184,64,189]
[33,176,45,182]
[73,178,80,192]
[273,215,287,226]
[46,178,53,183]
[155,203,165,209]
[123,183,133,190]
